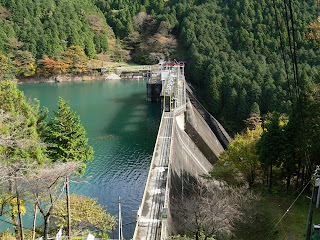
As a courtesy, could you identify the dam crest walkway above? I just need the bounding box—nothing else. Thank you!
[133,64,186,240]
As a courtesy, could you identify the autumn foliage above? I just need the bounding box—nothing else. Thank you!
[63,45,88,73]
[307,17,320,47]
[42,58,69,75]
[40,46,88,76]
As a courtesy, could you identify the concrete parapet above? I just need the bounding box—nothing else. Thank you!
[184,99,224,164]
[186,88,231,149]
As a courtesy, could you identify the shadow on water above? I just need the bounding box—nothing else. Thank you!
[71,90,161,239]
[17,80,161,239]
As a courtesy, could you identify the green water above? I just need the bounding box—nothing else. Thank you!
[18,79,161,239]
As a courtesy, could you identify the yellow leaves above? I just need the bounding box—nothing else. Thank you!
[53,194,116,235]
[307,19,320,47]
[0,230,15,240]
[1,194,27,217]
[63,57,73,65]
[158,35,169,44]
[220,124,262,186]
[62,45,88,73]
[0,54,13,75]
[279,115,289,127]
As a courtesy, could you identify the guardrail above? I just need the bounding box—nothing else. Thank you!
[115,65,156,72]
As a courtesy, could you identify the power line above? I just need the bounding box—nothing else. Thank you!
[275,179,311,228]
[286,0,312,176]
[283,0,297,98]
[264,178,311,239]
[271,0,294,111]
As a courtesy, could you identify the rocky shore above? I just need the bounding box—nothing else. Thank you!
[17,72,122,84]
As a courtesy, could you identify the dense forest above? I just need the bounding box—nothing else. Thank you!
[176,0,320,130]
[0,0,112,58]
[2,0,318,130]
[0,0,112,78]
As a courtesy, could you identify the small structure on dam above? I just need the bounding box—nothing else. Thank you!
[133,61,231,240]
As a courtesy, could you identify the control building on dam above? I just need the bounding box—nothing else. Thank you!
[133,62,231,240]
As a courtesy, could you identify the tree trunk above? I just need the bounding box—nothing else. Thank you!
[269,163,273,192]
[249,170,255,188]
[66,175,72,238]
[301,166,305,188]
[15,178,24,240]
[295,159,301,190]
[9,180,19,239]
[32,204,38,240]
[196,228,199,240]
[266,165,269,188]
[263,165,266,186]
[286,172,291,193]
[43,215,50,240]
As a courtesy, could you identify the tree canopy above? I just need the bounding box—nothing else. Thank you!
[46,97,93,172]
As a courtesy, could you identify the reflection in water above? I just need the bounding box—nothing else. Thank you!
[19,80,161,239]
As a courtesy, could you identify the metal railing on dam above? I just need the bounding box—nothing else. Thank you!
[133,62,230,240]
[133,63,186,240]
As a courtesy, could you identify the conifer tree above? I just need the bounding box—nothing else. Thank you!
[46,97,93,238]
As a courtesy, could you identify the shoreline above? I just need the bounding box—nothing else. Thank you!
[17,72,125,84]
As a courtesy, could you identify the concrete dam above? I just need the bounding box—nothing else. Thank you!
[133,62,231,240]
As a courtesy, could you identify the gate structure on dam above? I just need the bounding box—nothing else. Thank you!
[133,62,230,240]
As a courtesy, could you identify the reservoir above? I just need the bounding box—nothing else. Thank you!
[19,79,161,239]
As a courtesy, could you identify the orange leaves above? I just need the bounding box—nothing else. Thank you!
[40,45,88,75]
[42,57,69,75]
[307,17,320,47]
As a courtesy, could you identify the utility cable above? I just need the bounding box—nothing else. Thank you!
[287,0,312,176]
[274,179,311,228]
[283,0,298,98]
[264,179,311,239]
[287,0,301,104]
[0,217,30,230]
[271,0,294,110]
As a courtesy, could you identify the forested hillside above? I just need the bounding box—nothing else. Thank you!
[175,0,319,130]
[92,0,320,130]
[0,0,319,131]
[0,0,111,77]
[0,0,319,130]
[1,0,320,239]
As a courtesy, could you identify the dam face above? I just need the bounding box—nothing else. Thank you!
[134,62,230,240]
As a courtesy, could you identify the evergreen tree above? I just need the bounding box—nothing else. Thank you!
[46,97,93,238]
[46,97,93,167]
[250,102,260,116]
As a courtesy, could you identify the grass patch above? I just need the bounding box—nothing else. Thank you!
[234,196,276,240]
[265,193,320,240]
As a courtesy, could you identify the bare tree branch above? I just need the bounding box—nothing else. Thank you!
[171,178,259,239]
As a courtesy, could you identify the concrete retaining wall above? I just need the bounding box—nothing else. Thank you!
[161,97,229,238]
[163,109,217,237]
[187,88,231,149]
[184,99,224,165]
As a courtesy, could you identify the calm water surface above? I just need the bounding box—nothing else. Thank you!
[19,79,161,239]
